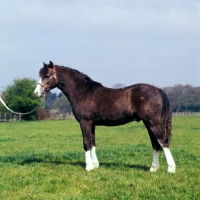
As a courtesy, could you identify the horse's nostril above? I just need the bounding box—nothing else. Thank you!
[34,91,40,97]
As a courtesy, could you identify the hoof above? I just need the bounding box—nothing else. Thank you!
[167,165,176,173]
[85,164,94,171]
[149,164,159,172]
[93,162,99,169]
[85,163,99,171]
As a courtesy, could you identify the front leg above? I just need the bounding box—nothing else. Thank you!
[91,146,99,169]
[80,120,99,171]
[85,150,95,171]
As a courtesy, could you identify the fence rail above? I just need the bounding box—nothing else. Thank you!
[0,112,74,122]
[172,112,200,116]
[50,113,74,120]
[0,112,200,122]
[0,112,22,122]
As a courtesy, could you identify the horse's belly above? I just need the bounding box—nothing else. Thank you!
[93,110,137,126]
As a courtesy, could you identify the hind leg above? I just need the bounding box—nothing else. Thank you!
[144,121,176,173]
[145,122,176,173]
[157,140,176,173]
[148,129,162,172]
[164,148,176,173]
[152,126,176,173]
[150,150,160,172]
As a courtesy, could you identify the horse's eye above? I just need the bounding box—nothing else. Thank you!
[45,75,50,78]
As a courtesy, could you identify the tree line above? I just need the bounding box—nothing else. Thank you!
[163,84,200,112]
[0,78,200,120]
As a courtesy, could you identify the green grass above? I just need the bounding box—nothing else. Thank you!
[0,117,199,199]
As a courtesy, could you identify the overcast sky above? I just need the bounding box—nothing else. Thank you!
[0,0,199,94]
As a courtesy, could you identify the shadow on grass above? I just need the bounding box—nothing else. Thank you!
[100,162,149,171]
[69,161,149,171]
[20,158,68,165]
[1,156,149,171]
[21,158,44,165]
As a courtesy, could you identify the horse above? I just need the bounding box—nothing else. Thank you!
[34,61,176,173]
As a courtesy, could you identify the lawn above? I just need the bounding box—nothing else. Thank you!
[0,116,199,199]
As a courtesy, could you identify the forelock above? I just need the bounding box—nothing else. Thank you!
[39,65,48,78]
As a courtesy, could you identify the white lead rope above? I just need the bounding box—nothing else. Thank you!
[0,95,47,115]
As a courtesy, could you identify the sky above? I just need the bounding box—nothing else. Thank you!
[0,0,200,94]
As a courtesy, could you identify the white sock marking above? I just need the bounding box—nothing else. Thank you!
[91,146,99,168]
[157,140,176,173]
[85,147,99,171]
[150,150,160,172]
[85,150,94,171]
[163,147,176,173]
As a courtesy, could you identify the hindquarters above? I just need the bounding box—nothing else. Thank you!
[129,84,175,173]
[130,84,172,151]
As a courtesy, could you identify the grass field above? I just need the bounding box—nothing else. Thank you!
[0,116,199,199]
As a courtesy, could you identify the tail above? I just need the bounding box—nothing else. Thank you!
[160,89,172,146]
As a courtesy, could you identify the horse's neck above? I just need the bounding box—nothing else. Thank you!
[56,66,85,102]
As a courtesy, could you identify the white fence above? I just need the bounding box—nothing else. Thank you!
[50,112,74,120]
[0,112,22,122]
[0,112,74,122]
[0,112,199,122]
[172,112,200,116]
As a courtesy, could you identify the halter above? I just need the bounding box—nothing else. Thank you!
[37,68,57,91]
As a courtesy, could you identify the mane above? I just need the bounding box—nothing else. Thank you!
[39,64,102,87]
[64,66,103,87]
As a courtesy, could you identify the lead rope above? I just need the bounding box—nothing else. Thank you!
[0,94,48,115]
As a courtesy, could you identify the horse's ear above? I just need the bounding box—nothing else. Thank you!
[43,62,47,67]
[49,61,54,69]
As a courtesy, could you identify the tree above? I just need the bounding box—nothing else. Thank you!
[1,78,41,120]
[58,92,64,98]
[163,84,200,112]
[113,83,126,89]
[190,87,200,111]
[51,96,72,113]
[44,91,58,109]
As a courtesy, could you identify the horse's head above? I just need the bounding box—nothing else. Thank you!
[34,61,57,98]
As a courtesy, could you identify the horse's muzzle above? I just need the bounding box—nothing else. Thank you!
[34,91,42,98]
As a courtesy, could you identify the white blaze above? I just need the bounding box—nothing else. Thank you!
[34,78,44,97]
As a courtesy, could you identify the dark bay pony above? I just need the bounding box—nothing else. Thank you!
[34,61,176,173]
